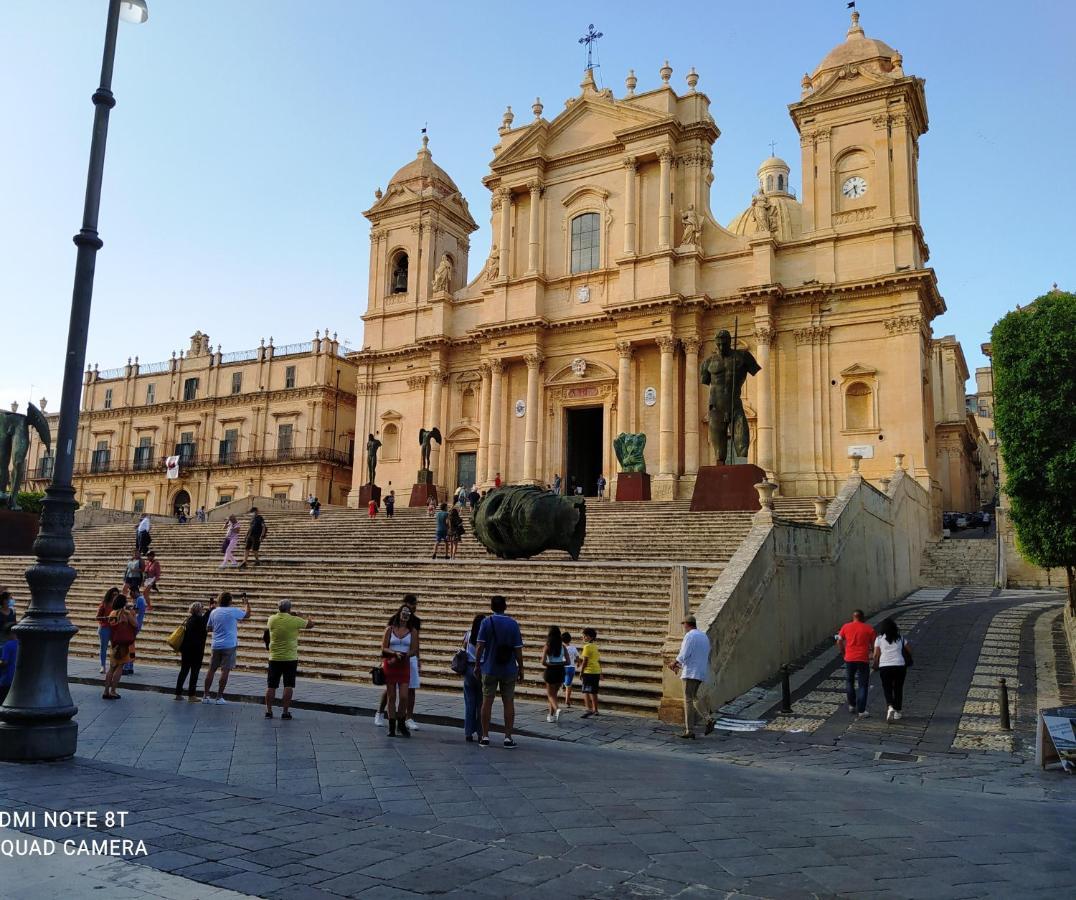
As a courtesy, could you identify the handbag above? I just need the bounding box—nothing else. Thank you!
[166,623,186,652]
[901,639,914,668]
[220,538,229,553]
[370,665,386,686]
[450,648,470,675]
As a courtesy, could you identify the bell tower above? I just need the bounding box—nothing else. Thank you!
[790,10,929,270]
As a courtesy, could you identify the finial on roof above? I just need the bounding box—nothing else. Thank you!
[660,60,672,85]
[421,133,429,151]
[801,72,813,92]
[374,186,382,199]
[333,332,338,341]
[315,329,321,340]
[532,97,543,118]
[580,68,597,92]
[686,67,698,91]
[848,9,863,38]
[499,105,514,134]
[40,397,47,411]
[1051,282,1060,293]
[625,69,637,96]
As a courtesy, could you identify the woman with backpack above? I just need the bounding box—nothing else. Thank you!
[95,587,120,674]
[872,617,913,722]
[175,600,213,701]
[103,592,137,699]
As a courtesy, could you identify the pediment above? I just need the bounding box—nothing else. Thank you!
[806,65,897,103]
[446,424,479,441]
[840,363,877,380]
[379,408,403,421]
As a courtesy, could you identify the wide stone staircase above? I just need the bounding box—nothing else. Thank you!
[0,497,815,714]
[919,537,998,588]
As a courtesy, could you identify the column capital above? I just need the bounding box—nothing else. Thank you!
[656,335,678,354]
[793,325,830,345]
[527,179,543,195]
[478,362,492,378]
[615,340,634,360]
[681,336,701,355]
[489,358,504,375]
[430,367,450,386]
[658,148,674,165]
[622,155,637,171]
[755,325,778,347]
[524,352,544,371]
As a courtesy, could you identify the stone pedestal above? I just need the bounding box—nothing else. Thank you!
[358,483,382,509]
[408,470,438,508]
[690,464,767,512]
[615,472,651,501]
[0,510,39,556]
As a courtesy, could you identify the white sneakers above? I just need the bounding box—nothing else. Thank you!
[546,714,555,723]
[215,697,228,705]
[887,707,903,722]
[405,719,419,732]
[373,712,385,727]
[893,710,903,720]
[200,696,212,704]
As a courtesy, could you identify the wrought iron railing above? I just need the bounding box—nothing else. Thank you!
[220,348,259,364]
[139,359,171,374]
[74,444,351,476]
[273,341,313,357]
[97,367,124,380]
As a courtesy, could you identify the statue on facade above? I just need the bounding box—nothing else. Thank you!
[700,329,760,464]
[483,245,500,282]
[188,331,210,356]
[0,402,51,509]
[750,193,775,234]
[613,433,647,473]
[418,427,442,471]
[680,204,702,246]
[432,253,453,293]
[365,433,382,485]
[473,484,586,560]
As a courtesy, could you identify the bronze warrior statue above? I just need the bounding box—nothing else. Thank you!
[699,329,760,464]
[0,402,51,509]
[365,433,382,485]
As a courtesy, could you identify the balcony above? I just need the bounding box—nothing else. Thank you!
[73,444,351,476]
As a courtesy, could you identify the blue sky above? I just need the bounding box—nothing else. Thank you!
[2,1,1073,410]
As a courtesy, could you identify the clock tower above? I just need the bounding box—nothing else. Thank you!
[790,10,929,273]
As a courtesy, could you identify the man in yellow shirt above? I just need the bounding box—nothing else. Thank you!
[578,627,602,718]
[264,599,314,720]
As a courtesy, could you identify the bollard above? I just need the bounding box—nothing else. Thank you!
[781,665,793,713]
[999,677,1011,731]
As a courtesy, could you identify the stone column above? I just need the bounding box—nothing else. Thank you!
[616,341,633,434]
[523,352,543,482]
[487,359,504,483]
[476,363,491,485]
[658,150,673,250]
[754,310,777,480]
[526,181,541,275]
[657,335,677,475]
[428,368,444,478]
[498,189,512,279]
[682,337,700,475]
[622,157,637,255]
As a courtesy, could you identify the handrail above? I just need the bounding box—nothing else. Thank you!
[273,341,313,357]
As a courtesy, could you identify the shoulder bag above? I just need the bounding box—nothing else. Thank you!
[370,665,386,686]
[166,620,186,653]
[450,647,470,675]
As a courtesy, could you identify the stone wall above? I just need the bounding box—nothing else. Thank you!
[692,468,933,713]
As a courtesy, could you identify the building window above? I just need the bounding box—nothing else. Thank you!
[217,493,232,505]
[277,423,294,459]
[766,175,774,191]
[231,371,242,394]
[391,251,409,293]
[570,213,600,274]
[38,452,54,479]
[91,440,110,473]
[132,497,146,514]
[273,491,289,501]
[183,377,199,401]
[777,174,785,191]
[219,428,239,464]
[103,388,113,410]
[845,381,873,431]
[89,498,103,510]
[145,383,155,405]
[176,431,195,462]
[285,366,296,389]
[133,436,154,471]
[382,423,400,461]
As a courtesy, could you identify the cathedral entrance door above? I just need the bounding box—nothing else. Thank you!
[455,452,476,492]
[564,406,603,496]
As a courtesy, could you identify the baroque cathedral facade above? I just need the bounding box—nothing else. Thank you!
[348,11,946,507]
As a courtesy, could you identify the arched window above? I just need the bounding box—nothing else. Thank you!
[382,423,400,460]
[390,252,409,294]
[766,174,774,191]
[777,174,785,192]
[845,381,873,431]
[461,387,476,421]
[570,213,600,274]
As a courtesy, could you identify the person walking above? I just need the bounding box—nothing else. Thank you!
[837,609,876,717]
[103,592,137,700]
[447,505,464,559]
[240,507,267,568]
[135,513,152,555]
[461,613,484,741]
[541,626,566,724]
[142,551,162,597]
[432,503,449,559]
[668,615,716,739]
[265,599,315,719]
[311,497,321,520]
[551,473,562,495]
[202,592,251,704]
[368,497,378,518]
[873,617,912,722]
[220,515,241,568]
[95,587,120,674]
[578,627,602,718]
[493,473,502,488]
[467,485,480,509]
[123,581,148,676]
[123,551,144,597]
[380,602,418,737]
[426,496,436,517]
[596,474,607,500]
[561,631,579,708]
[384,490,396,518]
[196,506,207,524]
[175,600,212,701]
[475,595,524,748]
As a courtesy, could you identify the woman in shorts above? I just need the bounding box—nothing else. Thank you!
[104,592,137,700]
[541,626,566,724]
[380,603,418,737]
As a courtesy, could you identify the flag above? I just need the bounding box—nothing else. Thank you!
[847,2,856,8]
[165,455,180,480]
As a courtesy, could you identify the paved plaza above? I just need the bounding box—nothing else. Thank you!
[2,587,1075,899]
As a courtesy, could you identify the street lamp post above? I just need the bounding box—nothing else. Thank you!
[0,0,147,762]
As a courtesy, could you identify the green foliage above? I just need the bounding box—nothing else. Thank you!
[15,492,46,515]
[991,290,1076,594]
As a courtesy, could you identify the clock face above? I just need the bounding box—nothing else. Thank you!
[842,176,868,200]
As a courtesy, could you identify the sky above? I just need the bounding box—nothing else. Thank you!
[2,0,1074,412]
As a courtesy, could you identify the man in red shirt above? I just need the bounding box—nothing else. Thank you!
[837,609,876,717]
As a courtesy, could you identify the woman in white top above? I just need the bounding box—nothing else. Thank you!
[461,614,484,742]
[872,617,912,722]
[380,604,418,737]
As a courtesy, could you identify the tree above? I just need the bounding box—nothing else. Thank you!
[991,289,1076,611]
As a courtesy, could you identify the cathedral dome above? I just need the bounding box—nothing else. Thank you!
[386,135,461,193]
[728,155,803,241]
[811,11,899,80]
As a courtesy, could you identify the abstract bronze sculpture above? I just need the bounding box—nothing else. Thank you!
[473,484,586,561]
[0,403,51,509]
[613,432,647,473]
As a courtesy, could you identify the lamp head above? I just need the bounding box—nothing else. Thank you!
[119,0,149,24]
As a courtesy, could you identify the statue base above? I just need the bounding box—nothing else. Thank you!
[0,510,38,556]
[615,472,651,501]
[409,470,438,508]
[358,483,382,509]
[689,464,766,512]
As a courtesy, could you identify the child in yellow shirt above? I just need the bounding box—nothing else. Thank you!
[578,627,601,718]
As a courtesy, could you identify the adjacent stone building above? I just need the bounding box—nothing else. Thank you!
[930,334,988,513]
[27,331,358,514]
[348,11,952,506]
